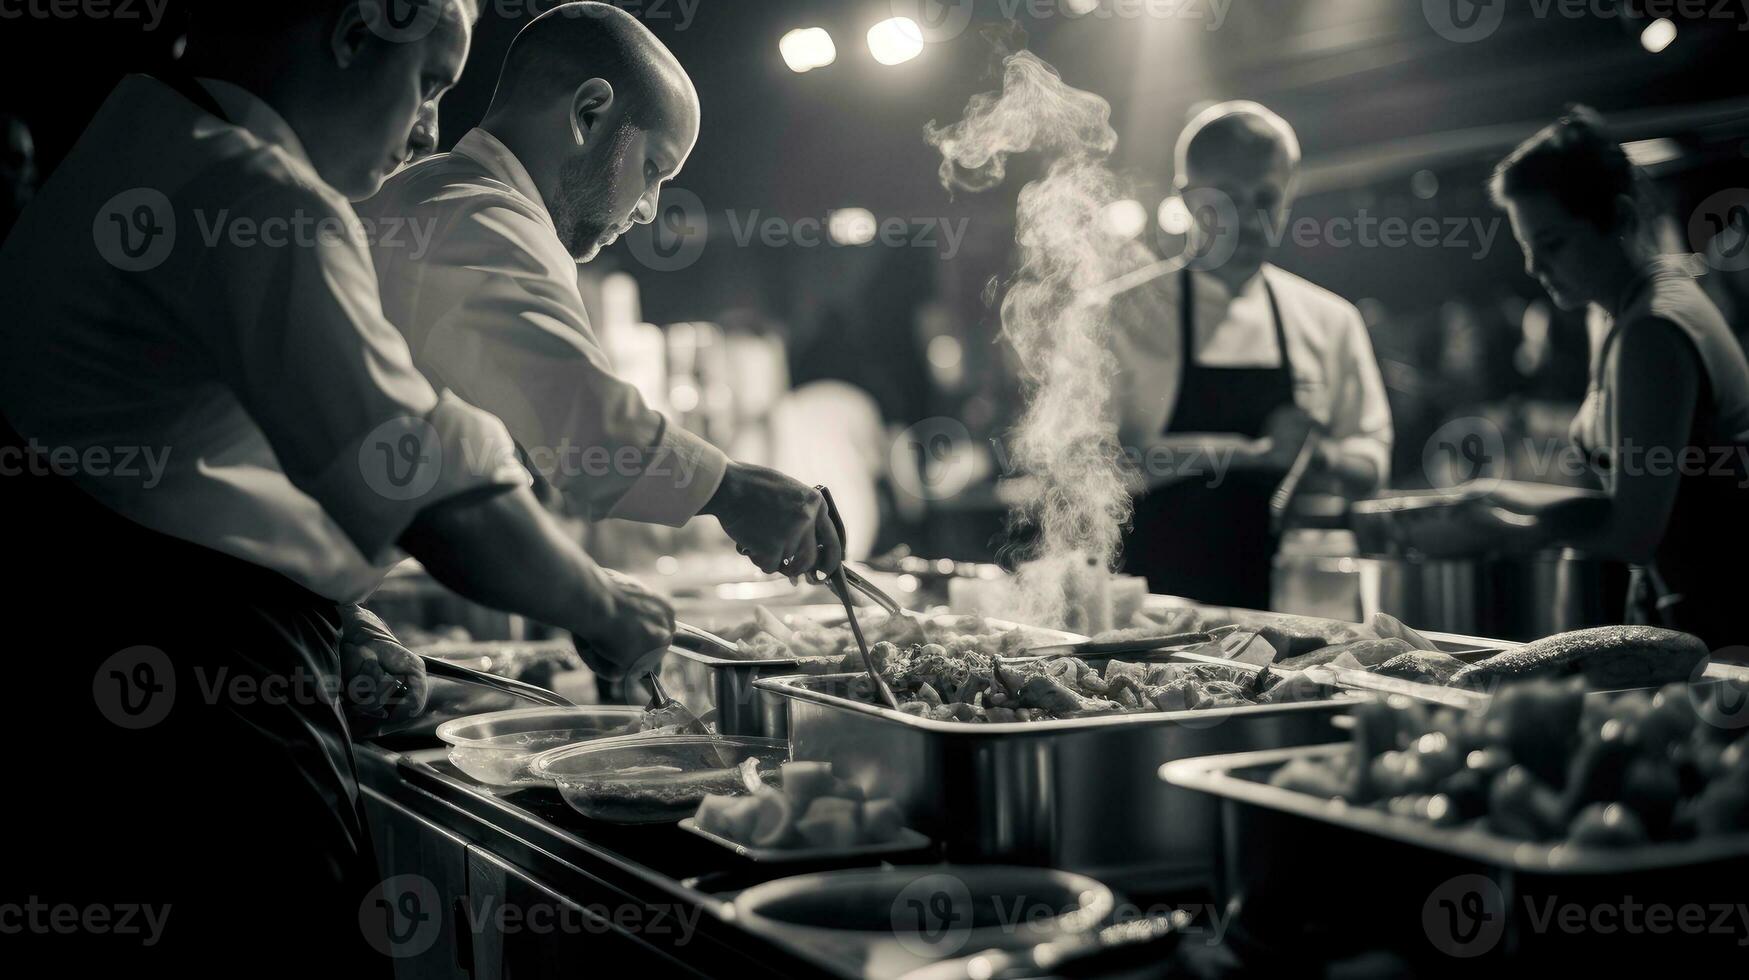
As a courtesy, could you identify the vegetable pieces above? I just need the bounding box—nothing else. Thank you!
[693,761,911,852]
[1269,677,1749,848]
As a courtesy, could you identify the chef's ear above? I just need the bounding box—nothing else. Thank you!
[330,3,376,70]
[570,78,616,147]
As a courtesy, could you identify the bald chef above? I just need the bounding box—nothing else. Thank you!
[1113,101,1392,610]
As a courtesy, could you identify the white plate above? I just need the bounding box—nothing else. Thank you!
[678,818,932,863]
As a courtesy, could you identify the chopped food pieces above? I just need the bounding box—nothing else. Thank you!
[839,639,1322,723]
[713,610,1029,664]
[1266,677,1749,848]
[692,761,914,852]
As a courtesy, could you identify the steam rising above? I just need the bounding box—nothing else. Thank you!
[926,51,1133,630]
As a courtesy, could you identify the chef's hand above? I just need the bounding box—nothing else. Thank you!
[701,462,845,581]
[1252,405,1320,474]
[338,605,428,734]
[571,567,675,681]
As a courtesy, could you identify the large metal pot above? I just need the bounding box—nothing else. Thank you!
[1349,485,1625,641]
[1358,549,1628,641]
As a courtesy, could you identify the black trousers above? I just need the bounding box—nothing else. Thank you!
[2,419,388,976]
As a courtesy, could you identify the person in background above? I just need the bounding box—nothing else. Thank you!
[1112,101,1392,609]
[362,3,845,582]
[0,111,35,240]
[1482,106,1749,651]
[0,2,673,970]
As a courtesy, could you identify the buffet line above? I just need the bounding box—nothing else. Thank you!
[375,569,1749,976]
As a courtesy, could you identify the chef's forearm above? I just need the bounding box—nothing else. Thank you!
[1314,436,1386,496]
[398,485,612,636]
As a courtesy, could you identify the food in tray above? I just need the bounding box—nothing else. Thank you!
[692,761,910,850]
[834,640,1324,722]
[1130,606,1710,693]
[565,756,780,822]
[1447,625,1708,690]
[715,609,1034,666]
[1267,678,1749,847]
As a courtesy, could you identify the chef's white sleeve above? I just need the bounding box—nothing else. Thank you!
[410,203,729,526]
[199,182,529,562]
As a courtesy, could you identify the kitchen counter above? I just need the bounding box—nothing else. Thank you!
[356,740,861,978]
[354,740,1252,979]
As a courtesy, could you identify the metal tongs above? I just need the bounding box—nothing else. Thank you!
[816,486,901,709]
[637,621,739,734]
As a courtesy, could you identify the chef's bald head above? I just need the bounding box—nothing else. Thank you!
[485,2,698,131]
[1174,101,1301,190]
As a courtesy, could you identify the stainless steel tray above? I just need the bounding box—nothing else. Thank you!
[1163,743,1749,874]
[659,605,1084,738]
[1161,743,1749,966]
[755,661,1358,888]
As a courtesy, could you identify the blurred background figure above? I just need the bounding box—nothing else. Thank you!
[0,112,36,241]
[1112,102,1392,609]
[1468,106,1749,649]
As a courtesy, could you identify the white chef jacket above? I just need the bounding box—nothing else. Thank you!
[1111,263,1393,488]
[0,75,527,601]
[359,128,729,526]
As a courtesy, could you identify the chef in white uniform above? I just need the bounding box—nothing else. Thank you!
[1113,102,1392,609]
[361,3,845,581]
[0,2,673,970]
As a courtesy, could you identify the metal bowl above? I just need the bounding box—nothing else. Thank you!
[732,865,1115,966]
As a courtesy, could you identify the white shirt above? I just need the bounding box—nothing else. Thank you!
[1111,263,1393,487]
[0,76,526,601]
[359,128,729,526]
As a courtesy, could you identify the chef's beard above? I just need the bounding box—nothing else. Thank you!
[551,121,639,260]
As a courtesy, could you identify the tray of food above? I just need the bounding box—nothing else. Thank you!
[657,605,1086,738]
[754,640,1359,886]
[528,734,789,824]
[1161,677,1749,967]
[681,760,931,863]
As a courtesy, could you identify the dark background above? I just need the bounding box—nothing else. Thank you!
[5,0,1749,492]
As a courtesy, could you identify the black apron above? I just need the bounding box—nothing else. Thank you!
[1,74,388,975]
[1124,270,1297,609]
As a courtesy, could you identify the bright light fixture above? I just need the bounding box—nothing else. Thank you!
[1098,199,1147,241]
[1157,197,1193,237]
[780,27,837,73]
[1641,18,1676,53]
[867,17,925,67]
[828,208,878,246]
